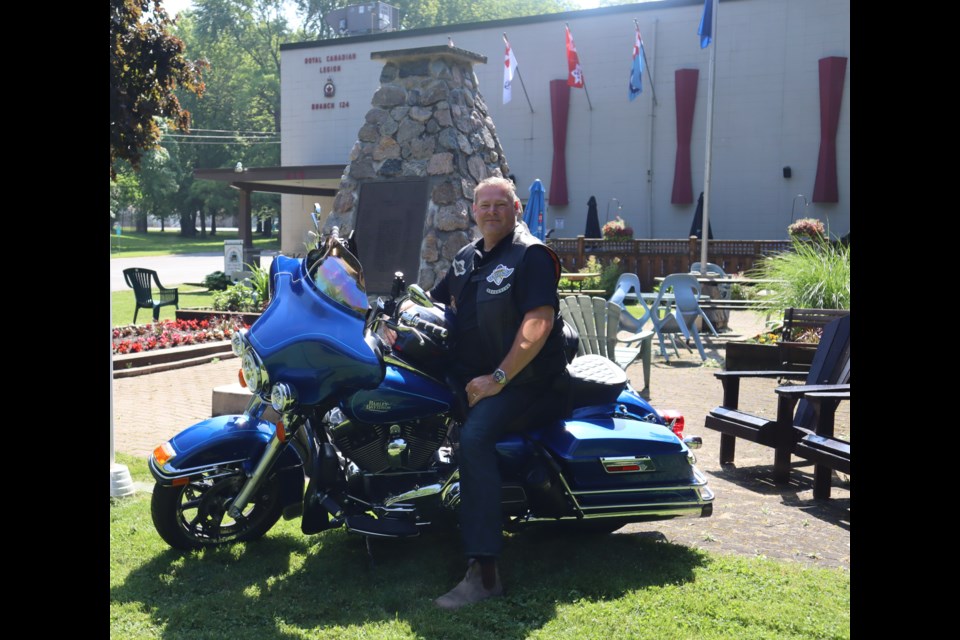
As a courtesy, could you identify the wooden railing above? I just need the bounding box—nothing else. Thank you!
[547,236,792,291]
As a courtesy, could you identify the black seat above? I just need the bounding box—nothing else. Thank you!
[122,268,179,324]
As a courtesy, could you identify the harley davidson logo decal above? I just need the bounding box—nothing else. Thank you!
[452,259,466,276]
[363,400,390,413]
[486,264,514,287]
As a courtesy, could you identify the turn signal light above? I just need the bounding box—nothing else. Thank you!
[276,421,287,443]
[661,410,685,439]
[153,442,176,466]
[238,368,247,388]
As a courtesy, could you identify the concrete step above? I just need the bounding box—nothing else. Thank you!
[212,382,281,423]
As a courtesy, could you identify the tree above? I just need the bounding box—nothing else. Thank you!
[295,0,574,35]
[110,0,208,181]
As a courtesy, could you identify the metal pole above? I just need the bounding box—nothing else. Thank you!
[504,33,534,113]
[515,67,534,114]
[566,23,593,110]
[635,20,658,107]
[646,18,659,239]
[699,0,718,275]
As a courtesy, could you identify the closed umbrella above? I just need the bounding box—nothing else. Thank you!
[585,195,601,238]
[524,179,546,241]
[689,191,714,240]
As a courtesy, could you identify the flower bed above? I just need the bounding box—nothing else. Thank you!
[112,317,249,355]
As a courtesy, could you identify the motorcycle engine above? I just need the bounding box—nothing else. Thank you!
[326,409,451,473]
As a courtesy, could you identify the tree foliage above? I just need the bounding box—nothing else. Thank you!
[110,0,208,180]
[294,0,574,37]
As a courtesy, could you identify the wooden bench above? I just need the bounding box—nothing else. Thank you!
[704,314,850,487]
[777,308,849,371]
[781,308,850,342]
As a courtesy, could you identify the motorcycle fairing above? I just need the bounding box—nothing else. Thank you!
[250,256,384,405]
[343,363,455,423]
[149,414,304,482]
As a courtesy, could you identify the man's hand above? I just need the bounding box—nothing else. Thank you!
[465,374,504,407]
[379,298,418,346]
[465,305,554,407]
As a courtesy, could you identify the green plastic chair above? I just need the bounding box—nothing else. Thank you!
[559,294,653,395]
[123,268,179,324]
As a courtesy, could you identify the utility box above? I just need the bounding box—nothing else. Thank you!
[224,240,245,281]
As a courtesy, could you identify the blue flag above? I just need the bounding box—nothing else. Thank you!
[698,0,713,48]
[628,26,644,101]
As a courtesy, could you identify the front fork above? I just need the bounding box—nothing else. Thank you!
[227,395,305,519]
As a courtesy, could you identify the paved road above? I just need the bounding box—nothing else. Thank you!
[110,253,275,291]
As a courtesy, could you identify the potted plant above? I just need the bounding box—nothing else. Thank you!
[601,216,634,241]
[724,328,816,372]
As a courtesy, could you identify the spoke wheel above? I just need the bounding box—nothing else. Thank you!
[151,468,283,551]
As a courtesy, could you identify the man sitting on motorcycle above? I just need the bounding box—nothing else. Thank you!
[392,175,568,609]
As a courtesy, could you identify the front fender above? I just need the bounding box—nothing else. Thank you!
[149,414,303,483]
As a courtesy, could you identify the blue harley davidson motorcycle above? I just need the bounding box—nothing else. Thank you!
[148,228,713,550]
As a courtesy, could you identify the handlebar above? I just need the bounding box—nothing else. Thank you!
[399,311,448,341]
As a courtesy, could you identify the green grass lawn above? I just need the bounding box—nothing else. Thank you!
[111,229,281,258]
[112,286,215,327]
[110,455,849,640]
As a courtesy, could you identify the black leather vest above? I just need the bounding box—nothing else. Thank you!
[448,226,567,385]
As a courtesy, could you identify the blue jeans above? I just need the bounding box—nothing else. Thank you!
[456,382,551,559]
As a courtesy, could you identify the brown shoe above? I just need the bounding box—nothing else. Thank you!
[434,559,503,610]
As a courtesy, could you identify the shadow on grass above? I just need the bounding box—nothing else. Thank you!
[111,520,707,640]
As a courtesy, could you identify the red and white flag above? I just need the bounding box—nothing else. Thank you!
[503,35,518,104]
[565,25,584,88]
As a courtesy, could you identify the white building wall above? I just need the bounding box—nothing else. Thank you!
[280,0,849,241]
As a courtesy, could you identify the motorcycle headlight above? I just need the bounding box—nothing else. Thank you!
[231,329,248,356]
[240,350,268,394]
[270,383,298,413]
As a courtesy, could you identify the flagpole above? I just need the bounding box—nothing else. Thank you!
[504,33,534,113]
[699,0,717,274]
[634,20,658,107]
[581,80,593,111]
[565,23,593,110]
[646,18,659,238]
[516,69,533,113]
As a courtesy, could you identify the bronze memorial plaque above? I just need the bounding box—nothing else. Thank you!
[353,179,429,294]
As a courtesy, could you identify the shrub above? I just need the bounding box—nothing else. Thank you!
[749,236,850,311]
[203,270,233,291]
[212,283,260,312]
[245,263,271,308]
[598,257,622,298]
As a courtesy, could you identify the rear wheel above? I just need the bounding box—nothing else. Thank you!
[151,467,283,551]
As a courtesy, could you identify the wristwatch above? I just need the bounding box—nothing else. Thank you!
[493,368,508,385]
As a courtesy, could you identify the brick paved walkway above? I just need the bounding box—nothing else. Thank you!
[112,310,849,570]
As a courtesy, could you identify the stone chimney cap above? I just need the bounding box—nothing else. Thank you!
[371,45,487,65]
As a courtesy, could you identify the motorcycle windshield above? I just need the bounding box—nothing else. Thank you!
[307,248,369,317]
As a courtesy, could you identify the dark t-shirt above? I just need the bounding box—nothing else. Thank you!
[430,235,558,380]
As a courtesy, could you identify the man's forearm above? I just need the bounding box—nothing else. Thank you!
[496,305,554,381]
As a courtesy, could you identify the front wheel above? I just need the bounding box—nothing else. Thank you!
[151,467,284,550]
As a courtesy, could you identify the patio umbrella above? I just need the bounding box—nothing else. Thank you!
[689,191,714,240]
[585,196,601,238]
[524,179,546,241]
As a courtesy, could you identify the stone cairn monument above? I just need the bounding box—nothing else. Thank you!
[324,45,511,290]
